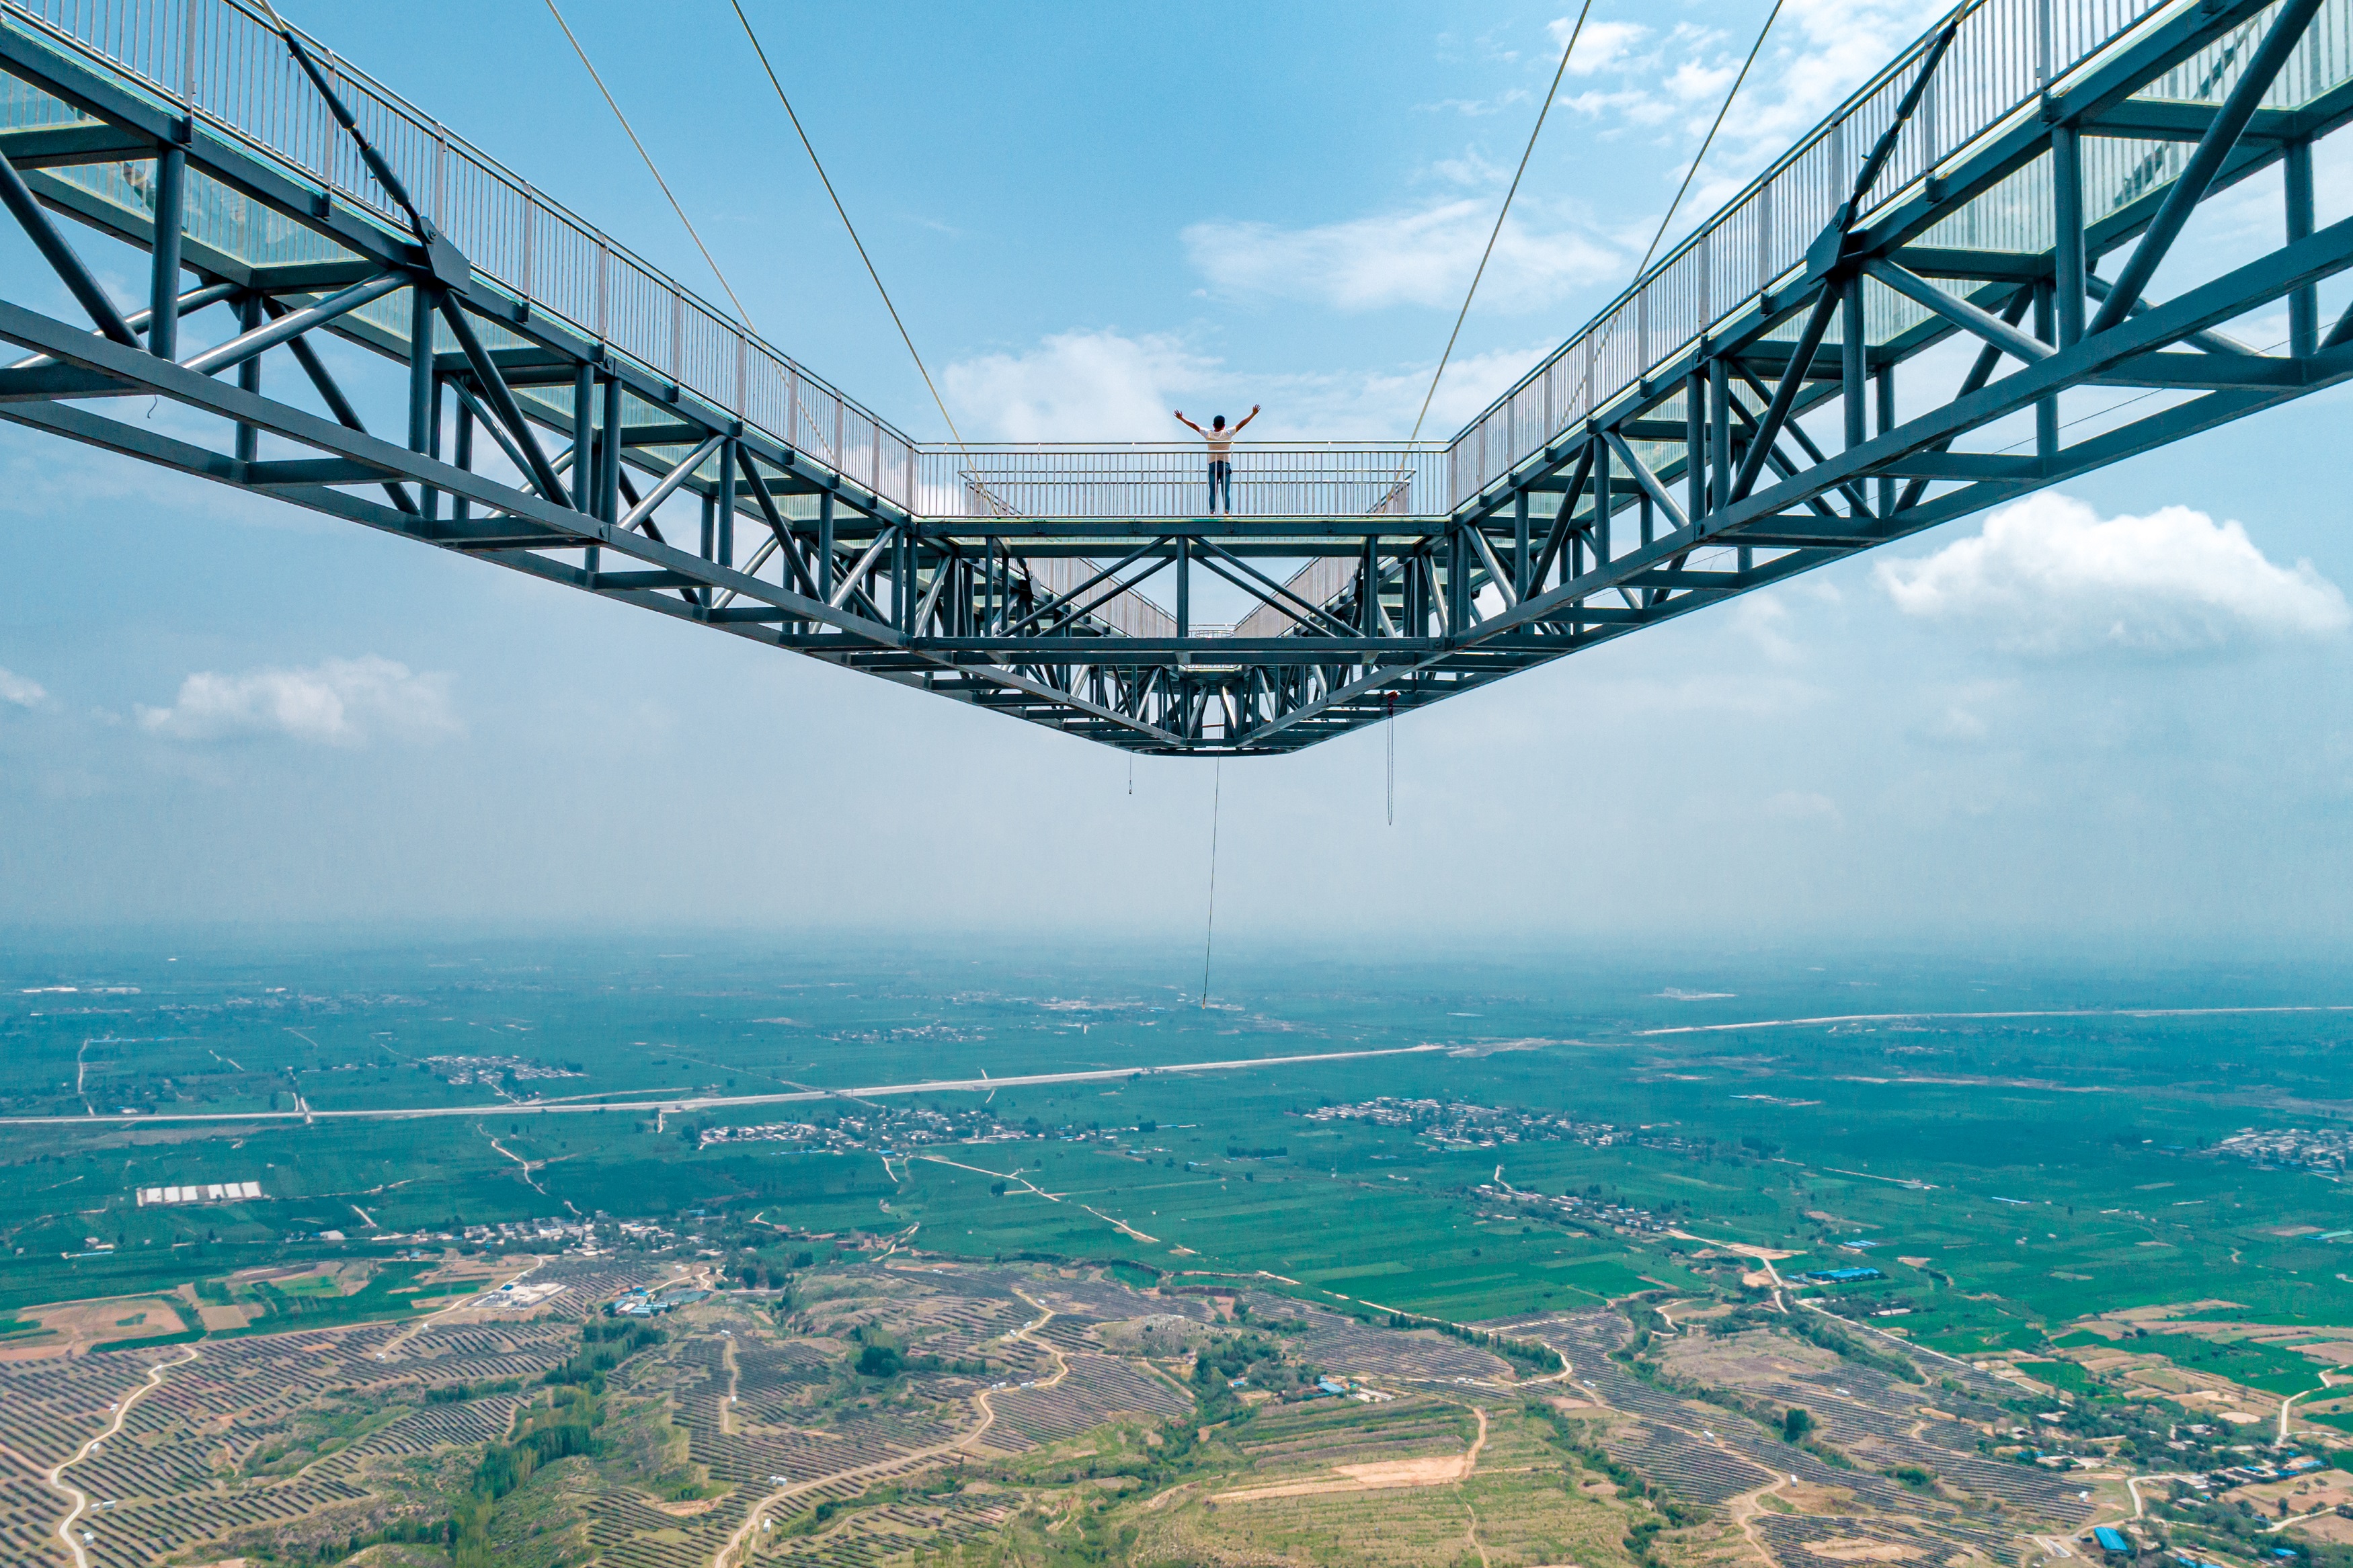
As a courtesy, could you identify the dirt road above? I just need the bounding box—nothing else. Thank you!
[46,1346,200,1568]
[711,1285,1070,1567]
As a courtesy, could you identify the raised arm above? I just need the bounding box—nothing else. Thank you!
[1231,404,1262,434]
[1172,410,1205,437]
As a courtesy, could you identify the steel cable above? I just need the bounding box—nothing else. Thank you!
[1385,692,1398,826]
[1402,0,1593,450]
[728,0,1050,635]
[1585,1,1786,407]
[1200,762,1222,1007]
[543,0,758,333]
[729,0,968,450]
[1628,1,1786,289]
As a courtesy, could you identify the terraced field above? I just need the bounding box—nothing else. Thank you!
[1484,1306,2101,1568]
[1127,1395,1644,1568]
[0,1257,649,1567]
[0,1252,2227,1568]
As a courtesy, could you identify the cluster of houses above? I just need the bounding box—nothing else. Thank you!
[699,1104,1031,1152]
[1308,1097,1633,1148]
[1471,1182,1671,1234]
[422,1054,586,1089]
[605,1284,712,1318]
[2212,1126,2352,1173]
[460,1217,596,1246]
[1306,1098,1713,1160]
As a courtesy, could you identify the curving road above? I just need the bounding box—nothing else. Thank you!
[711,1284,1071,1568]
[46,1346,200,1568]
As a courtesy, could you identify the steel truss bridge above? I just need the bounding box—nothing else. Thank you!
[2,0,2352,753]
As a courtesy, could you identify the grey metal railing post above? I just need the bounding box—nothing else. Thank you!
[2052,121,2085,347]
[1841,273,1866,452]
[148,142,185,360]
[1685,368,1706,522]
[1590,431,1611,575]
[1176,537,1190,639]
[2034,279,2057,461]
[406,286,434,454]
[2287,136,2317,358]
[1875,364,1895,519]
[571,364,594,514]
[1513,490,1530,601]
[598,371,621,524]
[817,492,835,607]
[452,393,473,526]
[716,436,736,569]
[235,290,261,464]
[1709,358,1730,515]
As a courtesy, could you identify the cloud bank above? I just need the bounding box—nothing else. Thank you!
[1874,493,2349,654]
[136,655,458,746]
[0,666,43,708]
[942,331,1218,442]
[943,329,1546,443]
[1181,202,1619,313]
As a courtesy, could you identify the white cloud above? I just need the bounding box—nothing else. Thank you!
[136,655,458,746]
[1763,790,1842,826]
[1421,91,1530,120]
[1181,201,1620,314]
[1874,493,2350,655]
[1275,343,1556,436]
[1557,18,1648,75]
[0,666,44,708]
[1430,147,1511,188]
[941,331,1216,442]
[942,330,1550,444]
[1552,1,1951,241]
[1176,4,1949,327]
[1730,592,1800,664]
[1928,705,1988,743]
[1723,1,1949,151]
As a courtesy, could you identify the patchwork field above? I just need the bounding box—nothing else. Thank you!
[3,940,2351,1565]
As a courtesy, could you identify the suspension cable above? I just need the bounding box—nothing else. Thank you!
[1385,691,1398,827]
[1402,0,1593,449]
[729,0,969,450]
[543,0,758,333]
[1200,762,1222,1008]
[1632,1,1785,284]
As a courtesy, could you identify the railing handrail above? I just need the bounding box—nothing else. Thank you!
[917,440,1451,452]
[9,0,2186,552]
[1447,10,1961,438]
[0,0,918,490]
[1443,0,2178,501]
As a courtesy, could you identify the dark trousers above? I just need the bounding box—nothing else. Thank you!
[1207,460,1232,513]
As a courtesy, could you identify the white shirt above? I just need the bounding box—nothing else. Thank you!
[1203,427,1234,462]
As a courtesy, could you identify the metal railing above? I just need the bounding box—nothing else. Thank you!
[1445,0,2190,509]
[1024,554,1176,639]
[1231,554,1363,641]
[916,443,1445,520]
[0,0,920,509]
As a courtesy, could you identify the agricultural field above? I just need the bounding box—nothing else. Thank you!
[1,937,2351,1565]
[13,1236,2345,1568]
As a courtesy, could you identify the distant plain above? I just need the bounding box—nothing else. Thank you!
[5,936,2350,1357]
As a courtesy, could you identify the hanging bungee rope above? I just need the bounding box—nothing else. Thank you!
[1199,763,1222,1007]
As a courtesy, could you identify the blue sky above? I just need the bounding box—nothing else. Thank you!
[2,0,2351,951]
